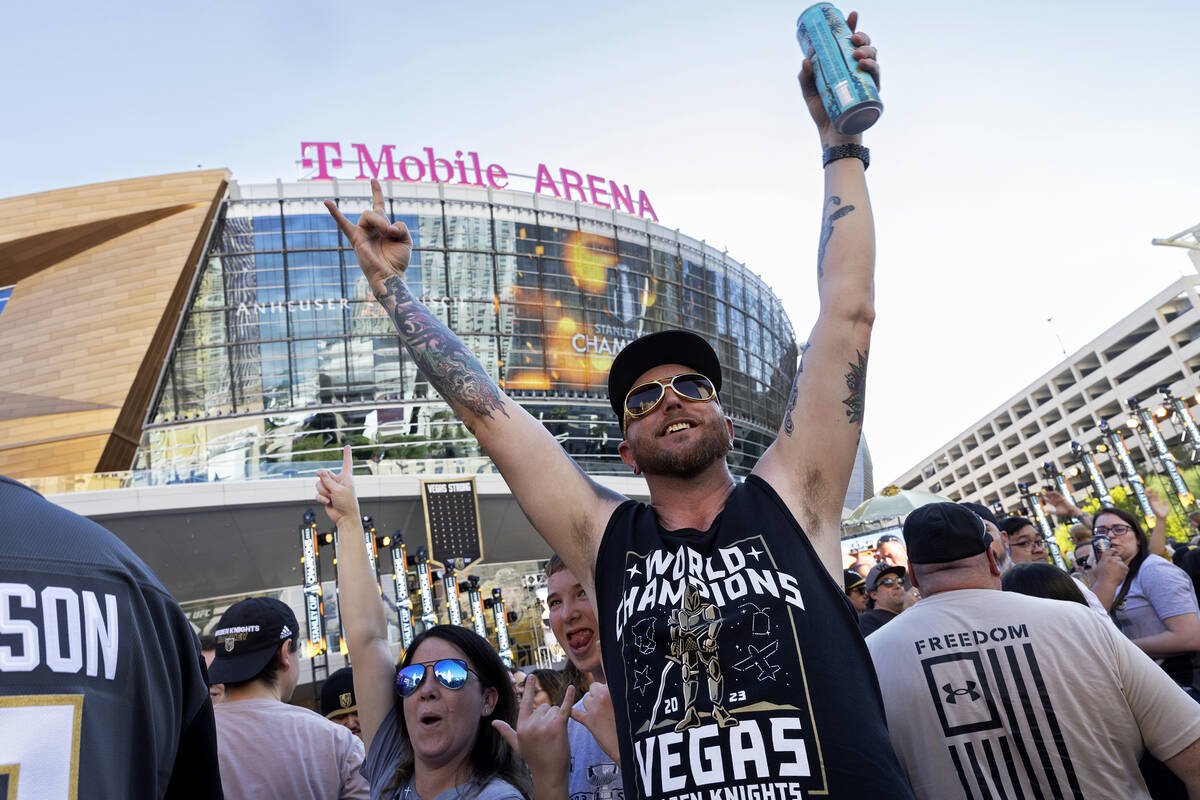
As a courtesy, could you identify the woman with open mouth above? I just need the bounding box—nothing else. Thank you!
[317,446,531,800]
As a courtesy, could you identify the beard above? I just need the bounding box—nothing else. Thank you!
[628,420,731,478]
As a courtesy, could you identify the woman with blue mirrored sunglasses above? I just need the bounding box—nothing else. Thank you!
[316,446,530,800]
[395,658,477,697]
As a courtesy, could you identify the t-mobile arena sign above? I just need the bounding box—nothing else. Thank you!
[298,142,658,222]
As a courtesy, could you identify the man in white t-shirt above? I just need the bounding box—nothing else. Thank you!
[866,502,1200,800]
[209,597,369,800]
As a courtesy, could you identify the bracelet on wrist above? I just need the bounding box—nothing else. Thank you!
[822,143,869,170]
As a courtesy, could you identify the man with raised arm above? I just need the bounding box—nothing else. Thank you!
[323,14,908,799]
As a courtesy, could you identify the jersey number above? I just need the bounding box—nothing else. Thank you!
[0,695,83,800]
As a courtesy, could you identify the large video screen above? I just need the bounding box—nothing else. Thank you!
[501,223,738,397]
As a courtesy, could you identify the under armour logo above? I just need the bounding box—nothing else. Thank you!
[943,681,981,704]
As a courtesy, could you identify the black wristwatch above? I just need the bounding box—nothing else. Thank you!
[822,143,870,170]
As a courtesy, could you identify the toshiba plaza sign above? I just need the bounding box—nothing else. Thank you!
[298,142,659,222]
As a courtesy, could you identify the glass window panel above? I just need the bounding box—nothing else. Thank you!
[255,341,291,409]
[284,211,340,249]
[502,331,550,393]
[173,346,232,416]
[411,213,443,250]
[192,257,226,310]
[443,205,492,250]
[290,338,348,407]
[287,251,343,302]
[347,336,403,402]
[448,251,494,301]
[387,199,440,248]
[454,299,497,335]
[493,206,537,253]
[178,310,226,349]
[150,371,176,423]
[680,256,707,331]
[229,341,264,414]
[289,295,348,339]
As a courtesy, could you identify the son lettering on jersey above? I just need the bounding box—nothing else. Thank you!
[0,582,120,680]
[615,535,828,800]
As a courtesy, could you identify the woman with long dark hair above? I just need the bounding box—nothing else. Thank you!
[527,669,569,709]
[1001,562,1089,606]
[317,447,531,800]
[1093,505,1200,692]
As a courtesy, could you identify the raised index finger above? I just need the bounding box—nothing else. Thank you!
[518,674,537,722]
[371,178,386,215]
[558,685,577,722]
[323,199,358,240]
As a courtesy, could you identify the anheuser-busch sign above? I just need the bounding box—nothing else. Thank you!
[299,142,658,221]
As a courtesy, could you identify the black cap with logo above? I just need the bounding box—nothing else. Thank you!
[320,667,358,719]
[207,597,299,685]
[606,330,723,420]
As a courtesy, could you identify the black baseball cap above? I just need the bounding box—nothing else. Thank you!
[904,502,993,565]
[607,330,723,420]
[959,501,1000,528]
[843,569,866,592]
[865,563,905,592]
[320,667,358,719]
[208,597,299,685]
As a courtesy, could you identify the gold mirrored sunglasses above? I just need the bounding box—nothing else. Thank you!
[623,373,718,426]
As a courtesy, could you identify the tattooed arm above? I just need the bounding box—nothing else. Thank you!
[324,181,623,589]
[753,14,879,581]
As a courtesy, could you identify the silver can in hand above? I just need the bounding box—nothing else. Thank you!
[796,3,882,135]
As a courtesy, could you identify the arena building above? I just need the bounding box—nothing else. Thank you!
[0,156,870,678]
[892,227,1200,515]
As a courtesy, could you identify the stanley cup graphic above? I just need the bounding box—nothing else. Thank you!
[606,263,642,325]
[586,763,620,800]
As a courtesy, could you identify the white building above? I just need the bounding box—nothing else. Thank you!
[893,223,1200,508]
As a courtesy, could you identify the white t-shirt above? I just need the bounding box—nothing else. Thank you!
[1072,575,1112,618]
[866,589,1200,800]
[215,698,370,800]
[567,699,623,800]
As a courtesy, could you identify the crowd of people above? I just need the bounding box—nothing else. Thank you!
[6,13,1200,799]
[842,492,1200,796]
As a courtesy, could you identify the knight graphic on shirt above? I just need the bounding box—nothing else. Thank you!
[614,536,823,800]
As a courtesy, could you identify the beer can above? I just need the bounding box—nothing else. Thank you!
[795,3,882,135]
[1092,533,1112,558]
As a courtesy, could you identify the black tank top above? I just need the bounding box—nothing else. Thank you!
[595,475,913,799]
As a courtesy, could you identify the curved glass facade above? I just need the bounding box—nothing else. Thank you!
[136,181,798,481]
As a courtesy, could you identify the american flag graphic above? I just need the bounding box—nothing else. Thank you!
[921,643,1084,800]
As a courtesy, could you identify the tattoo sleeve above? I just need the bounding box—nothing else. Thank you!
[817,196,856,278]
[842,349,868,427]
[376,275,509,423]
[783,343,809,438]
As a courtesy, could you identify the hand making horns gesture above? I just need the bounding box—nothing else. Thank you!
[493,677,576,781]
[323,178,413,293]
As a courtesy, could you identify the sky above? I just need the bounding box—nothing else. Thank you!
[3,0,1198,484]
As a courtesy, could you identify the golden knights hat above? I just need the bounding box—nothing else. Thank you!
[843,569,866,592]
[607,329,722,420]
[208,597,299,685]
[320,667,358,719]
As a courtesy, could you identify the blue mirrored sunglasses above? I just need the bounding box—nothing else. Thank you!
[395,658,476,697]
